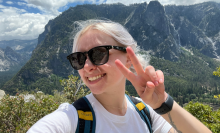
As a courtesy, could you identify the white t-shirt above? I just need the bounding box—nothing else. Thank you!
[27,93,172,133]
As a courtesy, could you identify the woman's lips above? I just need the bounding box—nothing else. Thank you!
[87,73,106,84]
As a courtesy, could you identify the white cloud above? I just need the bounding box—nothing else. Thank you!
[0,0,99,40]
[17,2,26,6]
[0,5,55,40]
[6,1,13,5]
[23,0,97,15]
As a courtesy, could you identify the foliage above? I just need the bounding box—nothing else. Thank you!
[213,66,220,77]
[214,94,220,100]
[1,74,220,132]
[150,48,220,106]
[184,102,220,133]
[0,91,68,133]
[0,75,92,132]
[59,75,91,103]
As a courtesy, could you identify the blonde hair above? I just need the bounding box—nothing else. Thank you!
[71,19,150,73]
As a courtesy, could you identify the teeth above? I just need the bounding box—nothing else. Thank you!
[88,74,104,81]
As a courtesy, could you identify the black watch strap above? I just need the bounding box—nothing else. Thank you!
[153,94,174,115]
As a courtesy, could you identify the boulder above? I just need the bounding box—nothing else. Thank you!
[0,90,5,100]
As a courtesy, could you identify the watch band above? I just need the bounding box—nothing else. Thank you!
[153,94,174,115]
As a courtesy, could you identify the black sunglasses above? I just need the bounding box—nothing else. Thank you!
[67,45,127,70]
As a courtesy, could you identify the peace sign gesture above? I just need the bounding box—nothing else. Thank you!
[115,47,168,109]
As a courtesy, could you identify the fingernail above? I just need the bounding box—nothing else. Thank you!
[159,79,163,83]
[154,81,159,86]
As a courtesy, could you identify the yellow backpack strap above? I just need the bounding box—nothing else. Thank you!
[126,95,152,133]
[72,97,96,133]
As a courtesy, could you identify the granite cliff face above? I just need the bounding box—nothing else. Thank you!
[165,1,220,59]
[125,1,180,61]
[2,1,220,95]
[0,47,24,72]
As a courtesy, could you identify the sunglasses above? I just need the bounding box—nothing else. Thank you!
[67,45,127,70]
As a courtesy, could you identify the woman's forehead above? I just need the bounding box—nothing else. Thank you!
[77,29,115,52]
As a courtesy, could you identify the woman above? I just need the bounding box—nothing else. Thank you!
[28,20,211,133]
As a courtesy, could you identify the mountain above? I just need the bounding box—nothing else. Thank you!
[1,1,220,105]
[0,39,37,89]
[0,39,38,59]
[0,46,26,89]
[125,2,181,61]
[165,1,220,58]
[0,46,25,72]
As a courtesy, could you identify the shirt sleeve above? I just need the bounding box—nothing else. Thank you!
[27,103,78,133]
[147,104,172,133]
[135,97,172,133]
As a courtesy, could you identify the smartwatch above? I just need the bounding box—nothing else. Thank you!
[153,94,174,115]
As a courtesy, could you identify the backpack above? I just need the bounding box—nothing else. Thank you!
[72,94,152,133]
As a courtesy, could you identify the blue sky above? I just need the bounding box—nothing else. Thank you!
[0,0,220,41]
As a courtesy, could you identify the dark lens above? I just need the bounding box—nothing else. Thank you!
[89,47,108,65]
[69,52,86,70]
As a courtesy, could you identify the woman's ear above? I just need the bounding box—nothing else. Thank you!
[125,54,132,69]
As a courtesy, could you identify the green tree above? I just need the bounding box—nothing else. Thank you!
[213,66,220,77]
[184,102,220,133]
[0,75,90,132]
[59,75,91,103]
[0,91,68,133]
[214,94,220,100]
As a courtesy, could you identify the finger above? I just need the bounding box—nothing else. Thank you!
[126,47,144,75]
[115,59,136,83]
[156,70,164,83]
[140,81,155,103]
[145,66,159,86]
[156,70,165,91]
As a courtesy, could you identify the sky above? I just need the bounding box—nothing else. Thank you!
[0,0,220,41]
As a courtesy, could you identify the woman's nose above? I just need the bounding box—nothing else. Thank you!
[83,56,97,72]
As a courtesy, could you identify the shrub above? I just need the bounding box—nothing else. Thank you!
[184,102,220,133]
[0,75,90,132]
[0,91,66,133]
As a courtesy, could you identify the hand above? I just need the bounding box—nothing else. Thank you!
[115,47,168,109]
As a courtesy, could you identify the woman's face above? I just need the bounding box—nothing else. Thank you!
[77,29,130,95]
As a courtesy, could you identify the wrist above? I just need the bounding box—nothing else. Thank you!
[153,94,174,115]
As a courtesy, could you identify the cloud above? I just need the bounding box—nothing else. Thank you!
[6,1,13,5]
[0,5,55,40]
[23,0,97,15]
[0,0,99,40]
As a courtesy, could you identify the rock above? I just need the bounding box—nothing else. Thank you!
[0,90,5,100]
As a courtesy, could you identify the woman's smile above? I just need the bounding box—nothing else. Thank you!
[87,73,106,84]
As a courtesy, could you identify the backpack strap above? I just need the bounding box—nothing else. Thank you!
[126,94,153,133]
[72,97,96,133]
